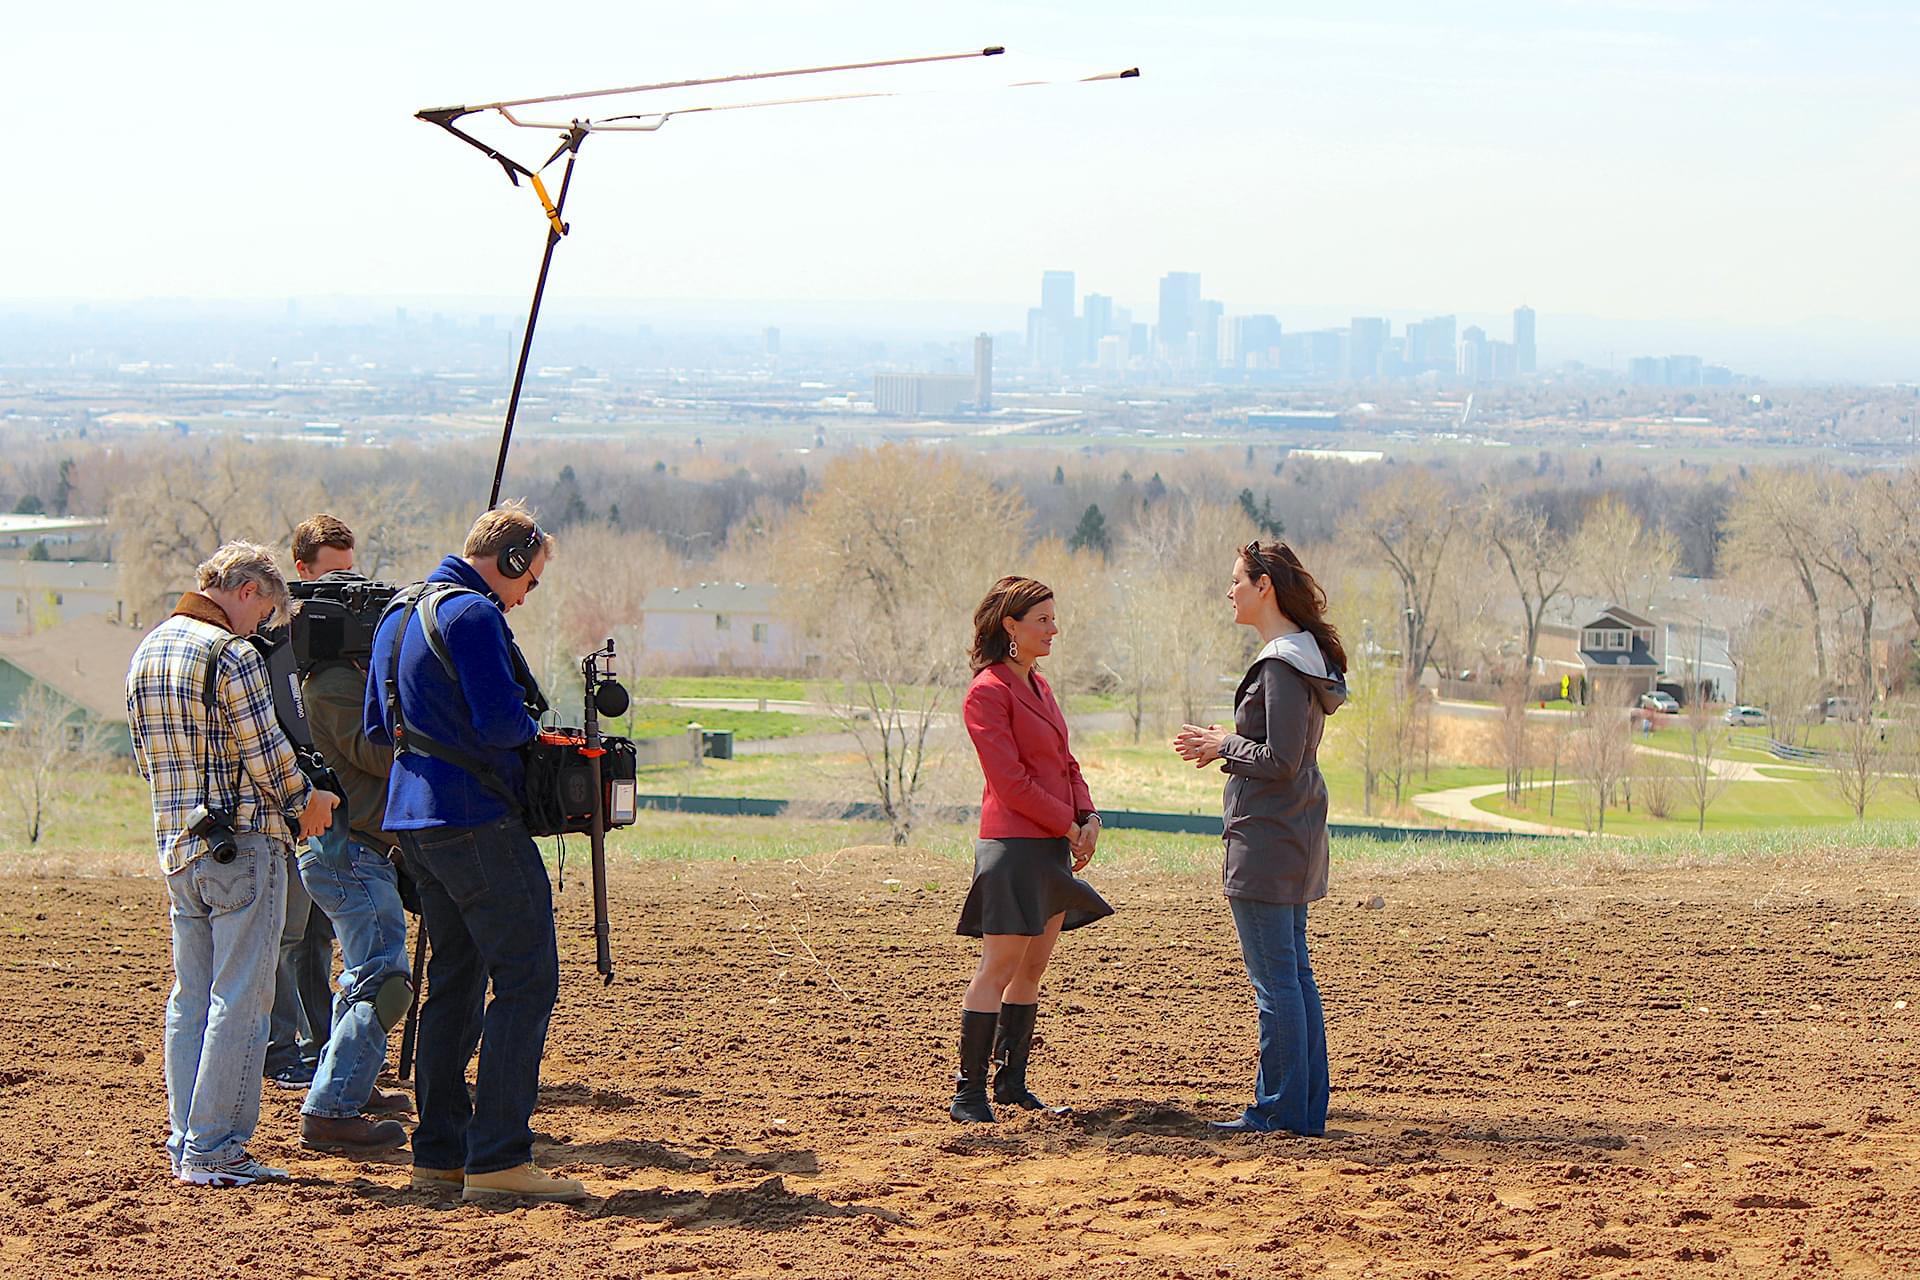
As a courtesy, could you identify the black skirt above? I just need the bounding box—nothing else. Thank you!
[955,836,1115,938]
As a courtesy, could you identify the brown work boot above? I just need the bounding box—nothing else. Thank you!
[410,1165,464,1192]
[361,1087,414,1117]
[461,1163,589,1204]
[300,1113,408,1155]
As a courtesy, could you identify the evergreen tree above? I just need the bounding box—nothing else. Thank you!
[1238,488,1285,537]
[1052,465,1065,486]
[1069,503,1110,556]
[1143,472,1167,505]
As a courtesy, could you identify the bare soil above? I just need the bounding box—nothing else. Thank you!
[3,844,1918,1278]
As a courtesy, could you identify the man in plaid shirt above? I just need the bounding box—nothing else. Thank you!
[127,541,340,1188]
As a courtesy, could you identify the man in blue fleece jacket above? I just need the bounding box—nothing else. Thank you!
[363,500,586,1205]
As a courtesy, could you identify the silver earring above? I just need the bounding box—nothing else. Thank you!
[1009,638,1019,661]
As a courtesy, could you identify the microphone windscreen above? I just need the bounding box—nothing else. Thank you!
[594,681,631,719]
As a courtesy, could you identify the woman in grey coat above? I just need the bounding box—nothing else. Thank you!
[1173,540,1347,1135]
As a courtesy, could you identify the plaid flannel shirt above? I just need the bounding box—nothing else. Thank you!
[127,604,312,874]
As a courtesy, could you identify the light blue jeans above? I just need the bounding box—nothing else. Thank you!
[164,834,290,1171]
[1227,897,1330,1136]
[296,828,411,1119]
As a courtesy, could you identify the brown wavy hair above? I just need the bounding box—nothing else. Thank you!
[1240,541,1348,673]
[969,576,1054,674]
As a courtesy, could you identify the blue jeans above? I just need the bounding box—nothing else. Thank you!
[401,818,558,1175]
[1227,897,1329,1136]
[296,828,411,1119]
[164,834,290,1171]
[266,874,334,1075]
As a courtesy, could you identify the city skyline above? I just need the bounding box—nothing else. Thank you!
[4,1,1914,370]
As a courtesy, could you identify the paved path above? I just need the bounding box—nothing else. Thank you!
[1412,739,1805,836]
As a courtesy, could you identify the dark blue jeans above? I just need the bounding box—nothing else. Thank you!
[266,880,334,1076]
[1227,897,1329,1136]
[401,818,558,1175]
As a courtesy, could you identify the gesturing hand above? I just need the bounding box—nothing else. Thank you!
[1171,723,1226,769]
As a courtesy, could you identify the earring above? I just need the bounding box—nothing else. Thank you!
[1009,638,1019,661]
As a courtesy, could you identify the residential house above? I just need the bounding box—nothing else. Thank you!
[639,582,810,673]
[0,614,144,754]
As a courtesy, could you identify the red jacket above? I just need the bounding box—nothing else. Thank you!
[963,662,1095,839]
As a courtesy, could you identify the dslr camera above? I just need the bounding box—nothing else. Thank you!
[184,802,239,864]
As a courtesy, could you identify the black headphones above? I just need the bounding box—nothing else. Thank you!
[497,524,545,579]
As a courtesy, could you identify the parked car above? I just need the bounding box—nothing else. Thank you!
[1638,691,1680,714]
[1806,696,1864,723]
[1722,704,1768,726]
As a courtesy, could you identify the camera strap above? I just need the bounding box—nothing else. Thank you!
[196,635,247,816]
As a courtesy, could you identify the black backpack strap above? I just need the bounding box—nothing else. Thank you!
[382,585,525,817]
[195,634,251,812]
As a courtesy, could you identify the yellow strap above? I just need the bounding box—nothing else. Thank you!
[529,173,567,236]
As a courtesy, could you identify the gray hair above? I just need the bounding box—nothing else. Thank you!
[195,541,291,625]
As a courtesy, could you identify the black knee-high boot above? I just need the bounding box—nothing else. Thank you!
[993,1001,1060,1112]
[950,1009,998,1123]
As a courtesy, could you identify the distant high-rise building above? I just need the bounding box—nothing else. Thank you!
[1458,325,1490,383]
[1513,305,1536,374]
[1228,315,1281,368]
[1666,353,1712,387]
[1041,271,1075,329]
[1194,299,1224,368]
[1488,340,1517,381]
[763,326,781,357]
[1628,356,1666,386]
[1404,315,1456,373]
[1157,272,1201,360]
[1082,293,1114,364]
[1348,317,1390,381]
[973,333,993,410]
[1096,334,1126,376]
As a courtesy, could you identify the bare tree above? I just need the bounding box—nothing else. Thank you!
[1571,680,1633,834]
[776,446,1025,845]
[1728,606,1822,748]
[0,685,112,846]
[1575,494,1680,614]
[1346,470,1459,691]
[1495,670,1533,805]
[1806,471,1888,700]
[1678,697,1736,832]
[1825,710,1887,822]
[1479,497,1574,681]
[1723,468,1829,685]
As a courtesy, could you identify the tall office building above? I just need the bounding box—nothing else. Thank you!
[1082,293,1114,364]
[1513,305,1536,374]
[1157,272,1201,359]
[1405,315,1456,373]
[1041,271,1075,329]
[973,333,993,410]
[1348,317,1390,381]
[1458,325,1490,383]
[1194,299,1224,368]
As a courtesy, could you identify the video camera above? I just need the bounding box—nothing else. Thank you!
[289,573,402,673]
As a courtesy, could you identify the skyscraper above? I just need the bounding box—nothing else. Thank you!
[1195,299,1224,368]
[1348,317,1389,381]
[1458,326,1489,383]
[1041,271,1075,330]
[1513,305,1536,375]
[1157,272,1201,360]
[1082,293,1114,364]
[973,333,993,410]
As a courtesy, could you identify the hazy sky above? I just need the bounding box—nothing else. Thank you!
[7,1,1917,352]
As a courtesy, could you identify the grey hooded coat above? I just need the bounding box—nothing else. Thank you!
[1218,631,1349,905]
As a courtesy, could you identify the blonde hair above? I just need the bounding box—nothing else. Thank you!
[462,499,557,562]
[196,541,291,625]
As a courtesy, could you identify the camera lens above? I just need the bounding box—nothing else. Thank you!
[210,832,239,864]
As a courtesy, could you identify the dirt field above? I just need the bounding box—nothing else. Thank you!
[3,842,1917,1279]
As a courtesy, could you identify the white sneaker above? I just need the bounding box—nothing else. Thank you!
[178,1152,290,1187]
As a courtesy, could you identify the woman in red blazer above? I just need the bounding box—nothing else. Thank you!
[951,575,1112,1123]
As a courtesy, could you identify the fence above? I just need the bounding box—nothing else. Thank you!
[1730,732,1830,764]
[1437,678,1563,704]
[630,794,1543,843]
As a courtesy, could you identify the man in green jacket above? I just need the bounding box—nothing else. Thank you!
[288,515,414,1153]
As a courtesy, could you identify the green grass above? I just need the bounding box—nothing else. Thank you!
[618,704,838,741]
[1474,777,1920,835]
[1637,726,1777,764]
[631,676,810,702]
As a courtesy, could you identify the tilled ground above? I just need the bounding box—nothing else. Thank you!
[2,842,1917,1278]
